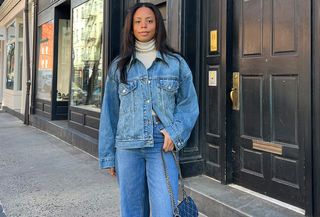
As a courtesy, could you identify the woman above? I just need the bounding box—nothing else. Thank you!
[98,2,199,217]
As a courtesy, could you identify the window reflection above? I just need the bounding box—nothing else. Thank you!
[7,22,15,41]
[6,43,15,90]
[71,0,103,112]
[37,21,54,101]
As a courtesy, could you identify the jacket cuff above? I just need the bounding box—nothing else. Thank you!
[165,124,185,151]
[99,157,115,169]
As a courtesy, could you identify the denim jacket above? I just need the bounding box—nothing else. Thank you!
[99,52,199,168]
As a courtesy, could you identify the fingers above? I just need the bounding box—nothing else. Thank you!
[162,133,174,152]
[106,167,116,177]
[163,142,174,152]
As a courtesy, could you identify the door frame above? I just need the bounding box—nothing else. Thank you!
[200,0,230,182]
[52,2,70,120]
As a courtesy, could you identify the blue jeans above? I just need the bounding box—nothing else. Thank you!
[115,117,179,217]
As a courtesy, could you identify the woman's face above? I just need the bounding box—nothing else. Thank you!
[133,7,156,42]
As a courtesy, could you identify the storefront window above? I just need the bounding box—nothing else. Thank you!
[5,21,23,91]
[71,0,103,111]
[37,21,54,101]
[6,43,15,90]
[57,19,71,101]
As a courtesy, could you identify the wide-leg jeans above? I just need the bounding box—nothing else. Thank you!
[115,118,179,217]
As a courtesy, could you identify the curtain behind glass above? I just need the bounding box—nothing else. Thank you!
[57,19,71,101]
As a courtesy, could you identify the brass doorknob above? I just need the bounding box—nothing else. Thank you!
[230,87,237,103]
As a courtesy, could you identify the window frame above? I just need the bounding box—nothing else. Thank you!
[5,18,23,91]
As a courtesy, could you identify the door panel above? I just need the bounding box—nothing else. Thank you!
[241,76,263,138]
[232,0,310,208]
[201,0,227,181]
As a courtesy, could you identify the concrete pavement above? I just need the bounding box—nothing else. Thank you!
[0,113,120,217]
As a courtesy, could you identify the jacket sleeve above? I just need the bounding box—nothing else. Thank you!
[98,63,119,169]
[165,57,199,151]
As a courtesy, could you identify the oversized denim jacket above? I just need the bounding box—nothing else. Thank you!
[98,51,199,169]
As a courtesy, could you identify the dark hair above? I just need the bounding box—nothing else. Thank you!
[118,2,178,83]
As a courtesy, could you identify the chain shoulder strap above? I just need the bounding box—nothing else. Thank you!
[161,151,188,217]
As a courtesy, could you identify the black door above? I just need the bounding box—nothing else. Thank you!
[231,0,311,208]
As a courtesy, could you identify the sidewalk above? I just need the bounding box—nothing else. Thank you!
[0,113,120,217]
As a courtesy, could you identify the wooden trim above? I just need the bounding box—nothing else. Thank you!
[70,0,87,9]
[178,0,203,174]
[219,0,229,184]
[38,0,68,14]
[51,3,70,120]
[167,0,181,51]
[69,106,100,118]
[312,0,320,216]
[0,0,21,22]
[31,0,38,115]
[225,0,234,184]
[37,7,54,26]
[140,0,165,4]
[302,0,313,215]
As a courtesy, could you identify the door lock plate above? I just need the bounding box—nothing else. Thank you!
[230,72,240,110]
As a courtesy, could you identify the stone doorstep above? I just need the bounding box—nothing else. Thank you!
[183,175,305,217]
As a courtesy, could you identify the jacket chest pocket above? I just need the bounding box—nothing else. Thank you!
[118,81,138,113]
[158,79,179,93]
[157,79,179,110]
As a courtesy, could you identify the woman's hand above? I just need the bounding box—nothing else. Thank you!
[161,129,175,152]
[106,167,116,177]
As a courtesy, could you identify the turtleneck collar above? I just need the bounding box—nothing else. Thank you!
[135,39,156,52]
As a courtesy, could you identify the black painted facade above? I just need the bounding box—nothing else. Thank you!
[30,0,320,216]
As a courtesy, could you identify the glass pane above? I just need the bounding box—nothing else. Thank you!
[17,42,23,90]
[37,20,54,101]
[6,43,15,90]
[7,22,15,41]
[57,19,71,101]
[19,23,23,38]
[71,0,103,112]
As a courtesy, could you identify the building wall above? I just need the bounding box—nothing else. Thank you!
[0,0,35,114]
[0,41,3,104]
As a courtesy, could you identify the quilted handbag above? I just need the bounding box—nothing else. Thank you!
[161,151,199,217]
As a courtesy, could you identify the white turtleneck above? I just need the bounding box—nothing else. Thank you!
[135,39,157,69]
